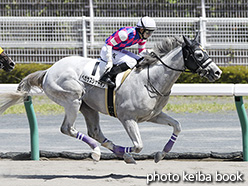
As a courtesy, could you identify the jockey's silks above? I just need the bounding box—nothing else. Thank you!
[105,27,146,53]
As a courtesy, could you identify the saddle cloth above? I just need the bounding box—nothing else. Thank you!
[79,59,131,90]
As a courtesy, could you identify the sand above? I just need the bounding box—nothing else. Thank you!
[0,159,247,186]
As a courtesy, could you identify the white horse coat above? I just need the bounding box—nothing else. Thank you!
[0,36,222,163]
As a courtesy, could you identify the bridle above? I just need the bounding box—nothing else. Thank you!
[0,53,6,69]
[0,49,15,71]
[149,44,211,76]
[145,38,212,97]
[0,48,4,69]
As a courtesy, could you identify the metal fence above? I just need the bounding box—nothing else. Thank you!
[0,16,85,63]
[1,16,248,66]
[0,0,248,66]
[0,0,248,18]
[0,17,84,48]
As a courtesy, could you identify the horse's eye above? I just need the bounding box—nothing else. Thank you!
[194,50,204,61]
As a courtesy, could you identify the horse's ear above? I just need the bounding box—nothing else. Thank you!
[183,35,192,46]
[193,31,200,42]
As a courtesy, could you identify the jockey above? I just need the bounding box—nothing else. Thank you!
[99,16,156,87]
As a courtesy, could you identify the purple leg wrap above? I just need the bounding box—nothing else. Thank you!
[102,138,133,157]
[76,132,98,149]
[163,133,177,153]
[111,145,133,157]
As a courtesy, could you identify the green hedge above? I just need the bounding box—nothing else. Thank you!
[0,64,51,83]
[177,66,248,84]
[1,64,248,84]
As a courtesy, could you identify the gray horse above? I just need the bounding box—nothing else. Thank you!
[0,36,221,163]
[0,47,15,72]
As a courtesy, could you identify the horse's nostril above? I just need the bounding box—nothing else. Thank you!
[10,62,15,67]
[215,71,221,76]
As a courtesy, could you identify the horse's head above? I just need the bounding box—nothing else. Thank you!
[0,47,15,72]
[182,35,222,82]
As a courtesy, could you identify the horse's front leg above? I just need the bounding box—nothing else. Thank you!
[148,112,181,163]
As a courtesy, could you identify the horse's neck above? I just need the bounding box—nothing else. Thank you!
[150,47,184,93]
[162,46,184,71]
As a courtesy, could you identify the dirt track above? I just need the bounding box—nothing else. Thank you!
[0,160,247,186]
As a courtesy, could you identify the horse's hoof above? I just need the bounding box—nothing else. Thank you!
[91,146,101,162]
[154,151,164,163]
[123,153,136,164]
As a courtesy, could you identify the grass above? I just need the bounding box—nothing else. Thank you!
[4,103,64,115]
[165,102,236,113]
[1,95,246,115]
[164,96,238,113]
[2,96,64,115]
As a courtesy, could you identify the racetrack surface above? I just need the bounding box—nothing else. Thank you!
[0,111,246,186]
[0,111,242,154]
[0,160,247,186]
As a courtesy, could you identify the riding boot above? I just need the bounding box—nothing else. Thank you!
[100,63,130,87]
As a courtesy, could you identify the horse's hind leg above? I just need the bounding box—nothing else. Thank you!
[79,101,106,144]
[60,99,101,161]
[43,78,101,161]
[79,102,115,151]
[80,102,136,163]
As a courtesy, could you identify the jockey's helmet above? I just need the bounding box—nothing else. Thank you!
[136,16,156,31]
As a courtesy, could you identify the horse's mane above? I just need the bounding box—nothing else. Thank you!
[137,36,184,70]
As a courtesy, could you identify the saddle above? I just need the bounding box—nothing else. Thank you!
[79,59,131,118]
[79,59,131,90]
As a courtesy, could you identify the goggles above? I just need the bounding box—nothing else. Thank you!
[144,30,154,35]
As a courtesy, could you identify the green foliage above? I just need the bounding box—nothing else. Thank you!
[1,64,248,84]
[217,66,248,84]
[176,66,248,84]
[0,63,51,83]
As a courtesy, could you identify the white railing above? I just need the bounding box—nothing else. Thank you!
[0,17,84,48]
[1,83,248,96]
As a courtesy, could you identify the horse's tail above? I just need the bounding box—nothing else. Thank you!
[17,70,47,92]
[0,70,47,114]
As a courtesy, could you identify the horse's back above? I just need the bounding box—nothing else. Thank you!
[44,56,97,79]
[49,56,95,71]
[42,56,98,106]
[43,56,96,91]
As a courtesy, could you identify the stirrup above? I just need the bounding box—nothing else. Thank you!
[105,79,116,87]
[100,75,115,87]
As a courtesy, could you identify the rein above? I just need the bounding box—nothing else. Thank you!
[144,51,192,97]
[150,51,193,73]
[144,64,171,97]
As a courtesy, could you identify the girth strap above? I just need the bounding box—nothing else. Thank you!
[105,86,117,117]
[104,69,132,117]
